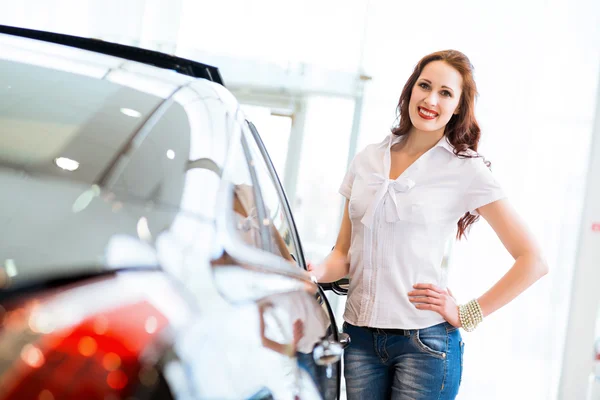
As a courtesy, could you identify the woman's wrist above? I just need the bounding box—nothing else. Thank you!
[458,299,484,332]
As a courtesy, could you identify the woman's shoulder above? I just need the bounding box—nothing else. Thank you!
[442,139,484,164]
[449,152,489,175]
[441,137,479,159]
[441,141,491,177]
[456,153,496,184]
[354,134,392,159]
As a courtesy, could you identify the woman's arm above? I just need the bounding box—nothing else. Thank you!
[409,198,548,326]
[470,198,548,317]
[308,200,352,283]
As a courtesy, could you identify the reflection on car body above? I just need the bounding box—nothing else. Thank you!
[0,25,344,399]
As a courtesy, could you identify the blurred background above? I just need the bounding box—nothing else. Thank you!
[1,0,599,398]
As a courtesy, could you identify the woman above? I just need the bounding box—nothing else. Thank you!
[308,50,548,400]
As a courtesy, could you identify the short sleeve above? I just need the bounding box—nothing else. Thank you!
[338,156,357,199]
[464,158,506,215]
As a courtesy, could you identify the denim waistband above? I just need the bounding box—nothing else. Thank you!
[354,325,410,336]
[346,321,456,336]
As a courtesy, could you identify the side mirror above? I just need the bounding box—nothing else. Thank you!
[313,339,343,366]
[313,338,345,379]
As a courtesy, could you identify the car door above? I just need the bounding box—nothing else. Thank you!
[241,120,345,400]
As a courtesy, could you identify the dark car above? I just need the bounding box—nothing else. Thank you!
[0,25,347,400]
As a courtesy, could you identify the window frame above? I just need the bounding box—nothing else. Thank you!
[214,115,306,280]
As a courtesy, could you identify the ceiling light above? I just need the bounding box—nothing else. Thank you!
[120,108,142,118]
[54,157,80,172]
[166,150,175,160]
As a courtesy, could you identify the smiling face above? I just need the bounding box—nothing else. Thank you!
[408,60,463,136]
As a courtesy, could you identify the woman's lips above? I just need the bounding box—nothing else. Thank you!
[418,106,438,120]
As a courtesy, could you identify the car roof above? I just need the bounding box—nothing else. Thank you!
[0,24,224,85]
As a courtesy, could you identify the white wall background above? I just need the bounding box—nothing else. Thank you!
[1,1,600,398]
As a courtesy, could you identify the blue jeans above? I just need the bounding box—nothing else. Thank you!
[343,321,464,400]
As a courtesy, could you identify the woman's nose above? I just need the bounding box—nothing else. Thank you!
[424,92,438,106]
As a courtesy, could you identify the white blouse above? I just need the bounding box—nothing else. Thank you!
[339,134,505,329]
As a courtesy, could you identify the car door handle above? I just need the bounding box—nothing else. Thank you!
[319,278,349,295]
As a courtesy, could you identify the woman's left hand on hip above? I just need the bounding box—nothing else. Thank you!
[408,283,460,328]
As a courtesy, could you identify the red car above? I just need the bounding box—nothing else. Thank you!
[0,25,347,400]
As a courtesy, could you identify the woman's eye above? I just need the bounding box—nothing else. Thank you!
[418,82,429,89]
[441,90,452,97]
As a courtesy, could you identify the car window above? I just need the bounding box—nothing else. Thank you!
[240,121,301,267]
[223,129,265,251]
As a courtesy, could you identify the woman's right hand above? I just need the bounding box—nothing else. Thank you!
[305,200,351,284]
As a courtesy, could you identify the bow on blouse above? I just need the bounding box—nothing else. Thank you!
[360,173,416,229]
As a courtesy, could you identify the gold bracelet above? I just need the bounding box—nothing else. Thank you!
[459,299,483,332]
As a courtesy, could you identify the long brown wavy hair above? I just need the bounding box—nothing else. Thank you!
[391,50,486,239]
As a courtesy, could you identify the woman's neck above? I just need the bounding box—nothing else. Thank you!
[398,127,445,155]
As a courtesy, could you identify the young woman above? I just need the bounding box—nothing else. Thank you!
[308,50,548,400]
